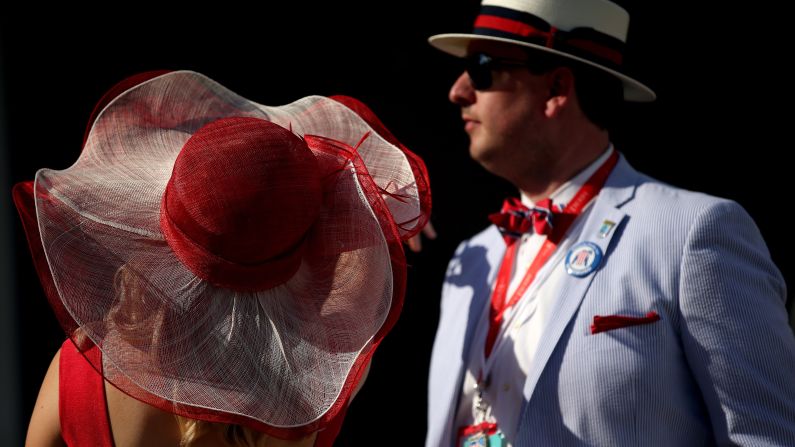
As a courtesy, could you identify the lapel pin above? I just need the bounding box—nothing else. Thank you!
[598,219,616,238]
[565,241,603,277]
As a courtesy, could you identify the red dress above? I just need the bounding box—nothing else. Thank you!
[59,338,115,446]
[57,338,343,446]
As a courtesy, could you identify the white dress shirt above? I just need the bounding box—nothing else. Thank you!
[453,146,615,446]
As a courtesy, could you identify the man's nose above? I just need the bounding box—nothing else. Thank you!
[449,72,475,106]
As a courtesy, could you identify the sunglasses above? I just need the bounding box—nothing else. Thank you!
[465,53,532,90]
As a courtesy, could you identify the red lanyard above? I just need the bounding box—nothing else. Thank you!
[484,151,619,357]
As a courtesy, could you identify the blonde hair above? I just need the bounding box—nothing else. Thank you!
[175,416,266,447]
[103,263,320,447]
[108,264,310,447]
[175,416,318,447]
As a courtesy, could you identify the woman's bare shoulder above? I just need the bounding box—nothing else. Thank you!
[105,381,182,447]
[26,349,65,447]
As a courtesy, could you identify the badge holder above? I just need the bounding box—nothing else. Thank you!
[459,422,505,447]
[458,379,506,447]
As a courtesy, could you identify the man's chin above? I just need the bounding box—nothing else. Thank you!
[470,149,499,172]
[469,143,495,166]
[469,146,517,181]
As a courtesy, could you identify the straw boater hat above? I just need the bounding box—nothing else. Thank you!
[14,70,430,441]
[429,0,656,102]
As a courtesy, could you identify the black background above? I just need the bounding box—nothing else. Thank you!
[2,2,792,444]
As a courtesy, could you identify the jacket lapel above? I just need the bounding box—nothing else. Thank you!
[431,228,505,443]
[522,155,640,400]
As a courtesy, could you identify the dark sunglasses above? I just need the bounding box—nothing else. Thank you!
[465,53,532,90]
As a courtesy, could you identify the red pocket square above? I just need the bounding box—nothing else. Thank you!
[590,311,660,334]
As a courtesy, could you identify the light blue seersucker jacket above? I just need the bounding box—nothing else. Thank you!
[426,154,795,446]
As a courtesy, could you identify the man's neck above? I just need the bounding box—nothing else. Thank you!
[519,134,610,202]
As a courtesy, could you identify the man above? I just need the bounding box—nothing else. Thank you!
[425,0,795,445]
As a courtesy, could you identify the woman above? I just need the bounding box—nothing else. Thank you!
[17,70,431,446]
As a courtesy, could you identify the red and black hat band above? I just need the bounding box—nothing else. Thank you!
[473,5,625,69]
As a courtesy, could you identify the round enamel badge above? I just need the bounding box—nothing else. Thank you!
[565,241,603,277]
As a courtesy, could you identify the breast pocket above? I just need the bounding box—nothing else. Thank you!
[552,307,668,432]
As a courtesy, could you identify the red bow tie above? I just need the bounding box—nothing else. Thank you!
[489,197,563,243]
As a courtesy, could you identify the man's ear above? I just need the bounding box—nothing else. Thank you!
[545,67,575,118]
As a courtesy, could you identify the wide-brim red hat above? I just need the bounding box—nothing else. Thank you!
[13,71,430,440]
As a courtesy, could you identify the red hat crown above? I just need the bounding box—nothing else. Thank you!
[160,117,322,291]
